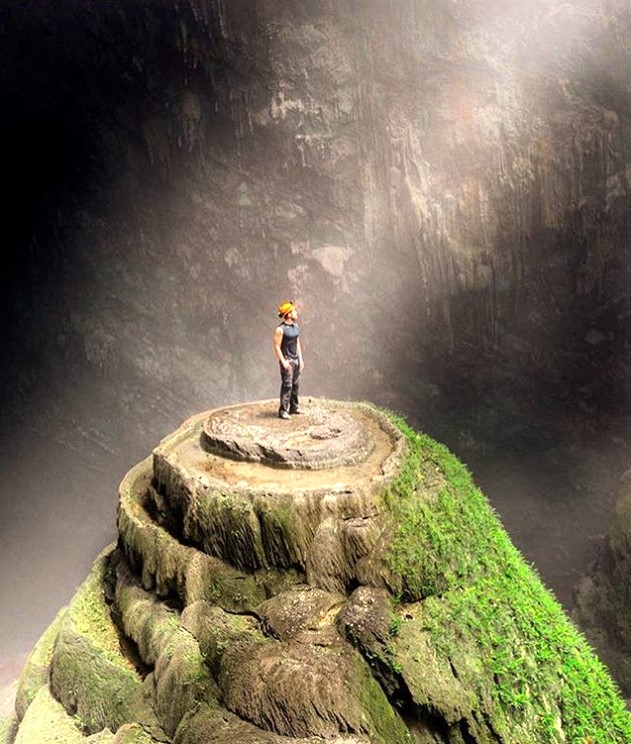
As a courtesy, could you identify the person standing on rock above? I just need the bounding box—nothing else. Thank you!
[274,300,304,419]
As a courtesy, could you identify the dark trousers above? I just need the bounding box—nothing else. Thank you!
[279,358,300,414]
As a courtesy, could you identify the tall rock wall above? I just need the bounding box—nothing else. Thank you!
[3,0,631,429]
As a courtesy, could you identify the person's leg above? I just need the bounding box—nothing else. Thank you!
[279,362,293,417]
[289,359,301,412]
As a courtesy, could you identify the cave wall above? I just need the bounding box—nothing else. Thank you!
[4,0,631,433]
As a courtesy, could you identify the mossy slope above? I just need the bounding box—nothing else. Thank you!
[48,545,164,738]
[378,414,631,743]
[13,686,86,744]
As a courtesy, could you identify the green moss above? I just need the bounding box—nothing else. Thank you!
[189,487,267,571]
[51,624,143,735]
[49,547,149,735]
[118,459,297,613]
[254,497,305,568]
[67,547,135,672]
[182,603,266,679]
[172,702,243,743]
[113,570,216,738]
[153,628,216,738]
[353,659,414,744]
[115,575,180,665]
[380,414,631,742]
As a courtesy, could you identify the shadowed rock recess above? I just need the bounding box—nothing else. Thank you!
[4,399,631,744]
[574,477,631,699]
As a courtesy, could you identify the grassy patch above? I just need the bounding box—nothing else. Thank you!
[381,413,631,742]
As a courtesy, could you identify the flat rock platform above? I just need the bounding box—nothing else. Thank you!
[202,398,382,469]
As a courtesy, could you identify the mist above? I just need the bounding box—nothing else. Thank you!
[2,0,631,704]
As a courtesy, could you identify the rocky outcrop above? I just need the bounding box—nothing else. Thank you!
[5,399,631,743]
[574,477,631,697]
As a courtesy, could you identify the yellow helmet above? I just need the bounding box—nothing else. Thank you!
[277,300,296,317]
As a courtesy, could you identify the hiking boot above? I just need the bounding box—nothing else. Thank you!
[289,406,303,414]
[279,410,291,420]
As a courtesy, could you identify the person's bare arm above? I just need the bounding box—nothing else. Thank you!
[274,327,290,370]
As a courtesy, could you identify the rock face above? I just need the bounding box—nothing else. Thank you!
[3,399,631,743]
[574,478,631,697]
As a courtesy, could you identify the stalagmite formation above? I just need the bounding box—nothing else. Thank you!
[3,399,631,743]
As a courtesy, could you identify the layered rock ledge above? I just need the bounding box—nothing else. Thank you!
[5,399,631,744]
